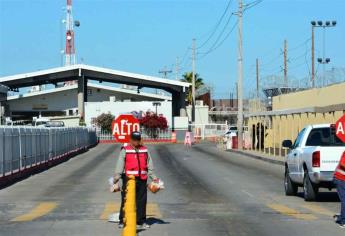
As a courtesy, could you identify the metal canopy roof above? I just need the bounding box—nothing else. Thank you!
[7,82,172,101]
[0,64,190,93]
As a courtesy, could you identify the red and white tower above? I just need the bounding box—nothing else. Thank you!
[65,0,76,66]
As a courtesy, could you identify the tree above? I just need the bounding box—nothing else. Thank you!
[139,112,168,139]
[180,72,204,104]
[95,113,115,133]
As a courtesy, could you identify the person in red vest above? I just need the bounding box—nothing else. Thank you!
[113,131,158,229]
[334,151,345,228]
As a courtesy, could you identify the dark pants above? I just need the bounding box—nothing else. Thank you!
[335,179,345,224]
[119,175,148,225]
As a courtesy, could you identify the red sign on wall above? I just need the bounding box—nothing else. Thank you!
[112,114,140,143]
[336,115,345,143]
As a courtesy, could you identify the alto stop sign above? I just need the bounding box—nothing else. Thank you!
[336,115,345,143]
[112,114,140,143]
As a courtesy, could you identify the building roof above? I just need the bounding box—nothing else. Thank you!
[0,64,190,93]
[7,82,172,101]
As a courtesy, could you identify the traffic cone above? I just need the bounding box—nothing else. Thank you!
[171,131,177,143]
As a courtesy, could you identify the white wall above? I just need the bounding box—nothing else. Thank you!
[9,89,77,113]
[85,101,172,127]
[7,86,169,115]
[186,105,209,124]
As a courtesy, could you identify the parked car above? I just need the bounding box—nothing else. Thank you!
[283,124,345,201]
[45,121,65,127]
[32,117,50,127]
[224,126,238,137]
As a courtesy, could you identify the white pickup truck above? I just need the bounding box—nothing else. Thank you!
[283,124,345,201]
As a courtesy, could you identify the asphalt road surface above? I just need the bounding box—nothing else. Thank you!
[0,143,344,236]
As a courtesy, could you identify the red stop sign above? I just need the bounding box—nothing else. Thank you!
[336,115,345,143]
[112,114,140,143]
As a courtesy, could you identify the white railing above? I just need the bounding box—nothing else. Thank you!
[0,126,97,178]
[190,123,229,140]
[97,128,172,141]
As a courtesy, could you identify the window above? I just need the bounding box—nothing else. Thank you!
[292,128,306,149]
[306,127,345,146]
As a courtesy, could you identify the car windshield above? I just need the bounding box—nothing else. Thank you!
[305,127,345,147]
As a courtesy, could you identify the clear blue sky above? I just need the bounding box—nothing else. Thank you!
[0,0,344,98]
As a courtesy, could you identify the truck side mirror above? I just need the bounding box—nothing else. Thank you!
[282,140,293,149]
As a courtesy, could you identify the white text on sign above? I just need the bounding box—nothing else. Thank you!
[112,119,140,139]
[337,122,344,135]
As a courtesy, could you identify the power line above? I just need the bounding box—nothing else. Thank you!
[179,47,191,67]
[175,0,234,72]
[243,0,263,12]
[196,0,234,50]
[289,37,311,52]
[197,19,238,59]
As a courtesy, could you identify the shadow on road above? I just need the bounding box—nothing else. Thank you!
[146,217,170,226]
[296,191,340,202]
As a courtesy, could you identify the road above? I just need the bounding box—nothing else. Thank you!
[0,142,343,236]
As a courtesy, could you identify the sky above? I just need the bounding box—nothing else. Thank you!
[0,0,344,98]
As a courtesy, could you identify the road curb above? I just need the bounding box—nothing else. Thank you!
[226,149,285,166]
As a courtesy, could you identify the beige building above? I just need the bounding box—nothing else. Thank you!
[246,82,345,155]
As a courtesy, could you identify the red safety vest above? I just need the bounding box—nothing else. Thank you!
[334,152,345,182]
[124,145,148,180]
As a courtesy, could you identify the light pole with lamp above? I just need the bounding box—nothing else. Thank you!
[152,102,161,115]
[311,20,336,87]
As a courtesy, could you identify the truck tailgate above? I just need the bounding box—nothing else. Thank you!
[320,147,345,171]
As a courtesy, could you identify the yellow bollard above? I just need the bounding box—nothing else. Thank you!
[122,175,136,236]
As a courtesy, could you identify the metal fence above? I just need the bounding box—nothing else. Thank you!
[0,126,97,178]
[191,123,229,141]
[245,112,340,158]
[97,128,172,141]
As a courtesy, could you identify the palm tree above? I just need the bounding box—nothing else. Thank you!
[180,72,204,104]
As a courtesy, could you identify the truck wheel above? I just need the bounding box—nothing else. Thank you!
[303,171,319,201]
[284,168,298,196]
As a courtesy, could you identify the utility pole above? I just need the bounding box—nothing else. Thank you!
[256,58,259,98]
[158,67,172,94]
[237,0,244,150]
[175,57,180,80]
[284,39,288,86]
[311,25,315,87]
[158,66,172,79]
[192,38,196,123]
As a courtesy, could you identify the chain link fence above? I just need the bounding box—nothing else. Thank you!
[0,126,97,178]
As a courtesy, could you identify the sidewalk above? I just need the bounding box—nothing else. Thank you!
[226,149,285,166]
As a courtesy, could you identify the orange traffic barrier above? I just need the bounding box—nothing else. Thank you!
[171,131,177,143]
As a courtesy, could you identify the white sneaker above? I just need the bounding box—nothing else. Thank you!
[137,223,150,229]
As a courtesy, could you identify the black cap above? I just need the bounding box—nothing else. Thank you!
[130,131,142,141]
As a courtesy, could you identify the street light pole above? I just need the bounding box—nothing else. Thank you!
[192,38,196,123]
[322,27,326,86]
[284,39,288,87]
[311,24,315,87]
[256,58,259,99]
[237,0,244,150]
[311,20,336,87]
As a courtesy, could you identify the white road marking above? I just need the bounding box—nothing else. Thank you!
[241,190,254,198]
